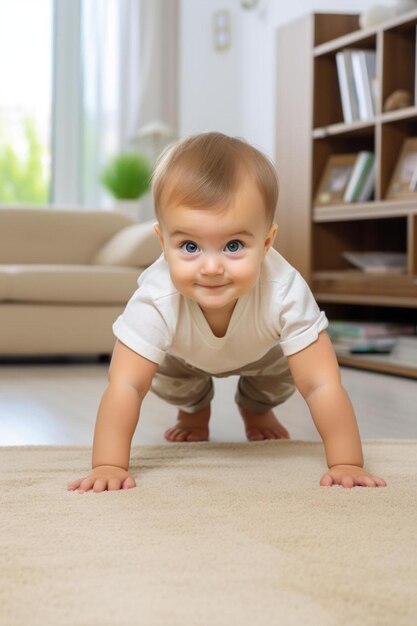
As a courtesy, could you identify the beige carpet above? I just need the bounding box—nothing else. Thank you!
[1,440,416,626]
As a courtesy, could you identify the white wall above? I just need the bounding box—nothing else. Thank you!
[179,0,378,158]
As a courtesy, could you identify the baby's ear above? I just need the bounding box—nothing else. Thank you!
[264,223,278,255]
[154,224,164,249]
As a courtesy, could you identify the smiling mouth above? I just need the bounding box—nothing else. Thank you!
[198,284,228,289]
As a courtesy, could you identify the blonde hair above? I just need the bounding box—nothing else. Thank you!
[152,132,278,224]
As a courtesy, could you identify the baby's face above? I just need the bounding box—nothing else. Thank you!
[154,177,277,317]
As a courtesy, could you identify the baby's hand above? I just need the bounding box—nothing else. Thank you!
[320,464,387,488]
[67,465,136,494]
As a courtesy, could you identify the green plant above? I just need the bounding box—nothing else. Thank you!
[0,116,49,203]
[101,152,152,200]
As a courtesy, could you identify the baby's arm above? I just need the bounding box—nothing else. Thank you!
[287,331,386,488]
[67,340,159,493]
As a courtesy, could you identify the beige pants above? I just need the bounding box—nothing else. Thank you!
[151,344,296,414]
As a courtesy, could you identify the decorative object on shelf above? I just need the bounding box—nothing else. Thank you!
[386,137,417,199]
[101,152,153,221]
[342,251,408,273]
[383,89,413,111]
[360,0,417,30]
[314,154,357,206]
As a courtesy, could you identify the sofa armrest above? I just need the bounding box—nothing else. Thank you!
[92,220,162,267]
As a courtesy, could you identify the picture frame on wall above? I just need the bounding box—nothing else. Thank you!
[314,153,357,206]
[386,137,417,199]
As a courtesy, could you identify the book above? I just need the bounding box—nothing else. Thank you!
[338,336,417,366]
[333,336,397,354]
[343,151,375,202]
[329,321,416,356]
[357,162,375,202]
[335,50,359,123]
[328,321,416,339]
[351,50,377,120]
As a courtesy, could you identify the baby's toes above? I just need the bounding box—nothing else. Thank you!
[263,429,278,439]
[246,428,264,441]
[167,428,189,442]
[176,429,190,441]
[164,427,179,441]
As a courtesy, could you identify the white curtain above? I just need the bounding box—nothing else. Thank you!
[136,0,178,132]
[52,0,178,208]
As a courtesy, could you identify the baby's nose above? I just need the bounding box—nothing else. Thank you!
[201,254,224,274]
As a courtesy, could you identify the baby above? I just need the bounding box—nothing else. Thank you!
[68,132,386,493]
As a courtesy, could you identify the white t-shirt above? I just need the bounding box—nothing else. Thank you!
[113,248,328,374]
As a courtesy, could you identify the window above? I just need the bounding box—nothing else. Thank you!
[0,0,53,204]
[0,1,177,210]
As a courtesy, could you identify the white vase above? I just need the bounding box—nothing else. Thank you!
[114,199,144,222]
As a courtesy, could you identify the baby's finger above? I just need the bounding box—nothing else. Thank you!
[320,473,334,487]
[374,476,387,487]
[108,478,123,491]
[67,479,82,491]
[93,478,108,493]
[361,475,378,487]
[122,476,136,489]
[79,477,95,493]
[340,475,354,489]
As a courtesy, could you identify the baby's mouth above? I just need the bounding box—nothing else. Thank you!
[198,283,228,289]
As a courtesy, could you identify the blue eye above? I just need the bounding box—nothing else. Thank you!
[180,241,200,255]
[224,240,244,253]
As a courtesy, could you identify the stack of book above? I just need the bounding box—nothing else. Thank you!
[336,48,377,123]
[343,151,375,202]
[328,321,416,355]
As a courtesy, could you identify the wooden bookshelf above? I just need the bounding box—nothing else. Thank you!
[275,10,417,378]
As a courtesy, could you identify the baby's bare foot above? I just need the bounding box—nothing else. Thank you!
[164,406,211,442]
[238,405,290,441]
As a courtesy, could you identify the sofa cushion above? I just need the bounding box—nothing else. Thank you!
[0,207,134,265]
[92,220,162,267]
[0,266,142,305]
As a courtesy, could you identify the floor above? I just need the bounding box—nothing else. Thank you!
[0,357,416,446]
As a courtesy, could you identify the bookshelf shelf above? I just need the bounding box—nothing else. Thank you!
[313,108,417,139]
[314,292,417,308]
[380,106,417,124]
[276,11,417,379]
[313,119,375,138]
[313,199,417,222]
[314,28,377,58]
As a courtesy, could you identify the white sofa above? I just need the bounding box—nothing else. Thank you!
[0,207,161,356]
